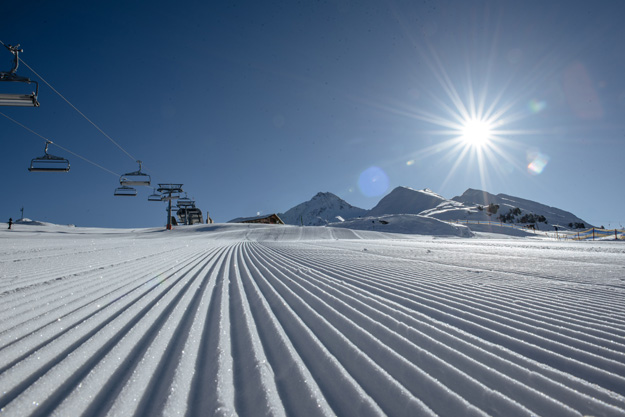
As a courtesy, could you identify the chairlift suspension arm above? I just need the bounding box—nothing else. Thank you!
[6,44,22,74]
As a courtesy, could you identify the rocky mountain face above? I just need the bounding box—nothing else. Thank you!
[451,188,591,228]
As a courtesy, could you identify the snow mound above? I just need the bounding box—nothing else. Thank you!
[329,214,473,237]
[14,218,49,226]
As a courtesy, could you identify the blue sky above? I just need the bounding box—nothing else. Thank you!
[2,0,624,228]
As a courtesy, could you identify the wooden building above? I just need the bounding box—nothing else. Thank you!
[233,213,285,225]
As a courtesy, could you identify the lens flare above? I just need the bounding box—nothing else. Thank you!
[527,151,550,175]
[528,99,547,114]
[358,166,389,197]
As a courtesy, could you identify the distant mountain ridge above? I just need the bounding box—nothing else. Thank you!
[276,187,592,231]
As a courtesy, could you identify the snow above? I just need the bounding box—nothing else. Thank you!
[451,188,592,228]
[1,222,625,416]
[328,214,474,237]
[275,187,594,238]
[367,187,448,217]
[278,192,367,226]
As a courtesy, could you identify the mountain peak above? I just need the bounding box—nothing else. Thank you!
[279,192,367,226]
[368,186,448,216]
[312,191,338,199]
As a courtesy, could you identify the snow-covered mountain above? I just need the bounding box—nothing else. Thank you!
[278,186,592,233]
[367,187,448,216]
[449,188,592,228]
[278,192,367,226]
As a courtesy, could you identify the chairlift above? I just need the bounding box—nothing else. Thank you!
[148,190,163,202]
[114,185,137,197]
[0,44,39,107]
[157,183,183,192]
[28,141,70,172]
[176,193,195,208]
[119,160,151,186]
[177,207,204,225]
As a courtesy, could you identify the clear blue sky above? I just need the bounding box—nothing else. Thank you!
[2,0,624,228]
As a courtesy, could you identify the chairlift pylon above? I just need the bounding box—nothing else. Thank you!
[28,141,70,172]
[119,160,151,186]
[114,185,137,197]
[0,44,39,107]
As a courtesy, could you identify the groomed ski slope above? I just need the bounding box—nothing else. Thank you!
[1,223,624,417]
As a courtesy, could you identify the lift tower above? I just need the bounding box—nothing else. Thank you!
[156,183,183,230]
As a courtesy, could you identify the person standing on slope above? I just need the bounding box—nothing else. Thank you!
[8,217,13,229]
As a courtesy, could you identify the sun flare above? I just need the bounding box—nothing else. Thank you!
[461,119,492,148]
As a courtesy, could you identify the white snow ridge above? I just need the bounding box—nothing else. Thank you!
[1,222,624,417]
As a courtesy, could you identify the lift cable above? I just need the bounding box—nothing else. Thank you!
[0,111,121,177]
[18,59,138,162]
[1,41,179,200]
[1,40,138,163]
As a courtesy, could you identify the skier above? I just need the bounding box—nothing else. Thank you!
[8,217,13,229]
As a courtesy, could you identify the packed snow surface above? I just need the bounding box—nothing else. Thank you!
[1,223,625,416]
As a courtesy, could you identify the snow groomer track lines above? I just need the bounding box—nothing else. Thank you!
[0,224,624,416]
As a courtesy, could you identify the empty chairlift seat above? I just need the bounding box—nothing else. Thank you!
[114,185,137,197]
[28,141,70,172]
[0,93,39,107]
[148,191,163,201]
[119,160,151,187]
[176,195,195,208]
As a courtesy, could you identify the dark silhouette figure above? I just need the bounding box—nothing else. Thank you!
[8,218,13,229]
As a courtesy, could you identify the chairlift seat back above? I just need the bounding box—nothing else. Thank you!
[120,172,151,187]
[176,198,195,208]
[0,93,39,107]
[28,153,70,172]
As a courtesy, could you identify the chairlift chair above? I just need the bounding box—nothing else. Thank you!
[148,190,163,202]
[28,141,70,172]
[119,160,151,186]
[176,194,195,208]
[114,185,137,197]
[0,44,39,107]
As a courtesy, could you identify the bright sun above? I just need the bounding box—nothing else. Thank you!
[461,119,492,147]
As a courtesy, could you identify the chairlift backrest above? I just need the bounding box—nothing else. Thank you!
[148,193,163,202]
[28,157,70,172]
[176,197,195,208]
[114,185,137,197]
[28,141,70,172]
[120,173,151,186]
[0,93,39,107]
